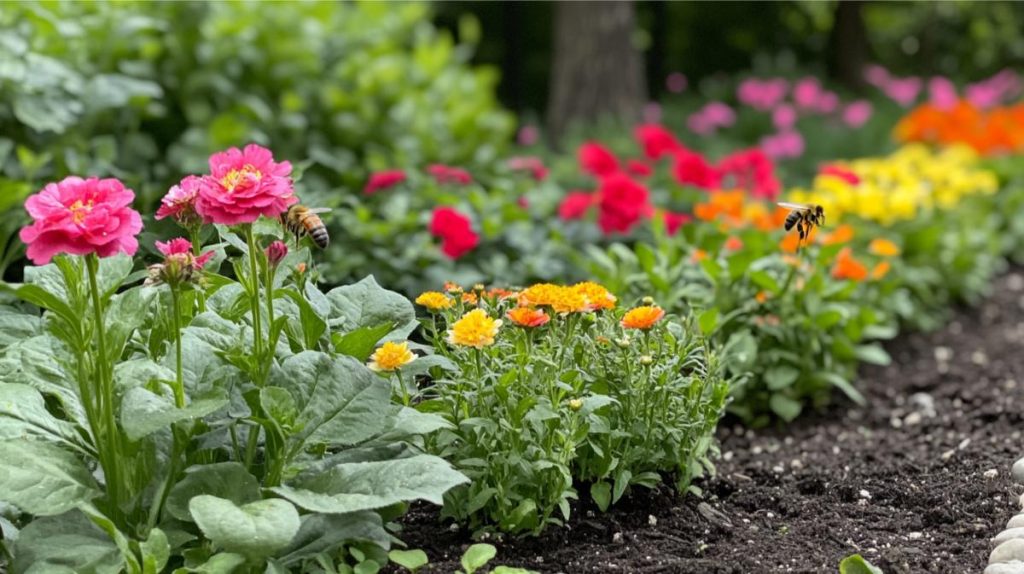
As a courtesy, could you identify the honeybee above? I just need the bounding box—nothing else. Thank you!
[777,202,825,243]
[281,204,332,249]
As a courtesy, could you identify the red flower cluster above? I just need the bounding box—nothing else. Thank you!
[673,149,721,190]
[818,164,861,185]
[429,207,479,259]
[716,149,781,200]
[558,191,596,221]
[428,164,473,185]
[364,170,407,194]
[578,142,619,177]
[596,173,651,235]
[507,156,548,181]
[635,124,683,160]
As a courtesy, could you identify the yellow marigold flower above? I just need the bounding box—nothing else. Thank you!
[572,282,617,310]
[871,261,891,280]
[507,307,550,328]
[868,238,901,258]
[368,341,416,372]
[416,291,453,311]
[621,306,665,330]
[447,309,502,348]
[549,287,587,314]
[518,283,561,307]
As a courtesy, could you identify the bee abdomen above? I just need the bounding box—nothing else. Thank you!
[784,212,801,231]
[309,226,329,248]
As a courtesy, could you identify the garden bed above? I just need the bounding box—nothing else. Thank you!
[399,270,1024,573]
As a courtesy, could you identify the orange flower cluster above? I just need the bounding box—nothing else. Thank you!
[831,245,893,282]
[895,100,1024,155]
[694,190,789,232]
[518,282,617,313]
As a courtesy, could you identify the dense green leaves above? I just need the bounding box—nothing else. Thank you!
[13,510,123,574]
[120,388,228,441]
[0,383,90,454]
[0,439,100,516]
[165,463,261,522]
[188,496,301,560]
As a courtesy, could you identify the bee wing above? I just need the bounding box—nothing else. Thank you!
[777,202,811,211]
[305,208,332,214]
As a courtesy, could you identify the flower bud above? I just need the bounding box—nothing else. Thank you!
[265,240,288,267]
[568,398,583,411]
[639,355,654,365]
[642,296,655,305]
[295,262,307,275]
[472,283,486,292]
[616,337,631,348]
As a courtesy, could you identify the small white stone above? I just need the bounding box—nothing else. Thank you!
[934,346,953,362]
[993,528,1024,548]
[772,465,784,473]
[791,459,804,470]
[991,539,1024,564]
[959,438,972,450]
[907,531,923,540]
[904,412,923,426]
[648,515,657,526]
[973,350,990,365]
[985,562,1024,574]
[986,469,1001,479]
[941,449,956,461]
[612,532,624,544]
[1007,515,1024,529]
[859,489,872,500]
[1013,458,1024,484]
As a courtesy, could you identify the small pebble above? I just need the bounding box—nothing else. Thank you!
[859,489,872,500]
[907,531,923,540]
[973,350,990,365]
[791,459,804,470]
[904,412,922,426]
[986,469,1000,479]
[934,346,953,362]
[612,532,624,544]
[985,563,1024,574]
[648,515,657,526]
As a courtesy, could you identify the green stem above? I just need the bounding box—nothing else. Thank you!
[243,225,265,381]
[169,286,185,409]
[189,226,206,313]
[265,259,276,350]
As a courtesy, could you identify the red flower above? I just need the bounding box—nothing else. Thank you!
[20,176,143,265]
[626,160,653,177]
[596,173,650,235]
[818,164,861,185]
[672,150,721,190]
[507,156,548,181]
[429,207,479,259]
[558,192,596,221]
[195,144,296,226]
[364,170,407,194]
[662,211,692,236]
[427,164,473,185]
[717,149,781,200]
[578,142,620,177]
[635,124,683,160]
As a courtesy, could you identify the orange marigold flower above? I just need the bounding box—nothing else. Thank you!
[869,238,901,257]
[549,287,588,314]
[572,281,617,310]
[462,292,479,305]
[780,226,816,253]
[831,247,868,281]
[820,224,854,246]
[507,307,550,328]
[621,305,665,330]
[416,291,454,311]
[755,291,769,304]
[444,281,463,294]
[724,236,744,251]
[871,260,891,280]
[368,341,416,372]
[486,287,517,301]
[691,248,708,262]
[518,283,562,307]
[447,309,502,348]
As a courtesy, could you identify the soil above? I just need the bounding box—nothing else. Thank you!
[396,271,1024,574]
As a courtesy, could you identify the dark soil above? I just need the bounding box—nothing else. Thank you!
[397,272,1024,574]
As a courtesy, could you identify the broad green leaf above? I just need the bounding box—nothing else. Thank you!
[698,307,719,335]
[749,270,780,294]
[819,373,866,406]
[271,454,468,514]
[333,322,395,362]
[279,512,389,566]
[171,552,247,574]
[854,344,892,366]
[13,510,122,574]
[0,439,100,516]
[120,387,228,441]
[114,358,176,392]
[0,306,41,349]
[590,481,611,512]
[0,383,90,455]
[388,549,428,571]
[141,527,170,574]
[0,335,85,423]
[165,463,261,522]
[104,287,157,358]
[839,554,884,574]
[764,366,800,391]
[461,543,497,574]
[491,568,537,574]
[326,276,415,334]
[189,495,300,560]
[768,395,802,422]
[261,386,298,430]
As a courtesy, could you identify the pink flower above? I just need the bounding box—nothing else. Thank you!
[596,173,650,235]
[507,156,548,181]
[195,144,296,226]
[364,170,407,195]
[672,150,721,190]
[20,176,143,265]
[265,240,288,267]
[760,131,805,160]
[156,175,201,223]
[634,124,683,160]
[643,102,663,124]
[156,238,214,269]
[883,77,922,107]
[841,100,873,128]
[928,77,959,111]
[558,192,596,221]
[578,142,620,178]
[717,149,780,200]
[517,124,540,146]
[687,113,715,136]
[427,164,473,185]
[737,78,788,111]
[147,238,214,286]
[965,83,1000,109]
[688,102,735,135]
[815,91,839,114]
[666,72,687,94]
[429,207,478,259]
[793,77,822,110]
[662,211,691,236]
[772,105,797,130]
[863,65,891,88]
[626,160,653,178]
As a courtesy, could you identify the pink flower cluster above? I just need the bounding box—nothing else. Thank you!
[737,78,788,111]
[927,69,1021,111]
[687,102,736,135]
[864,65,921,107]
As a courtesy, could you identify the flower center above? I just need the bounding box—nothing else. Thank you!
[69,199,95,224]
[220,164,263,193]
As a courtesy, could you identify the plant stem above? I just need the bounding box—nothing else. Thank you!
[189,226,206,313]
[243,225,265,381]
[169,285,185,409]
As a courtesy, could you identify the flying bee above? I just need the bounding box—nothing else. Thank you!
[777,202,825,244]
[281,204,332,249]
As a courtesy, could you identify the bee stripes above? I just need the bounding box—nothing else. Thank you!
[281,204,331,249]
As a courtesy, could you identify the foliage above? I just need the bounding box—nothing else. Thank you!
[839,554,885,574]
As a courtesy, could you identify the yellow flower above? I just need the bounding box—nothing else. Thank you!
[572,282,617,310]
[620,306,665,330]
[518,283,562,307]
[447,309,502,348]
[519,283,588,313]
[868,238,901,258]
[416,291,453,311]
[368,341,415,372]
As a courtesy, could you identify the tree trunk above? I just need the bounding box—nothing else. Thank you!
[547,1,647,140]
[827,1,870,91]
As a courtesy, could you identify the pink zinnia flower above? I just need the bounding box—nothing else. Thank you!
[760,131,805,160]
[863,65,891,88]
[672,150,721,190]
[793,77,822,110]
[429,207,478,259]
[626,159,653,178]
[596,173,650,235]
[662,211,691,236]
[265,240,288,267]
[772,105,797,130]
[364,170,407,195]
[507,156,548,181]
[883,77,922,107]
[928,77,959,111]
[156,175,201,223]
[558,192,596,221]
[815,91,839,114]
[147,237,214,286]
[578,142,620,178]
[427,164,473,186]
[195,144,296,226]
[965,83,1000,109]
[666,72,687,94]
[634,124,683,160]
[841,100,873,128]
[20,176,143,265]
[156,238,214,269]
[702,102,736,127]
[737,78,788,111]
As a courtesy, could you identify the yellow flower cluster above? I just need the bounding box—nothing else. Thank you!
[787,144,998,226]
[518,282,617,313]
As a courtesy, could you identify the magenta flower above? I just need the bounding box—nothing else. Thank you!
[703,102,736,127]
[760,131,805,160]
[737,78,788,111]
[429,207,478,259]
[815,91,839,114]
[265,240,288,267]
[427,164,473,186]
[965,83,1000,109]
[195,144,296,226]
[772,105,797,130]
[147,238,214,286]
[863,65,891,88]
[666,72,687,94]
[20,176,143,265]
[364,170,407,195]
[506,156,548,181]
[793,77,822,110]
[626,159,653,178]
[517,124,540,147]
[883,77,922,107]
[578,142,620,178]
[672,150,721,190]
[717,149,780,200]
[928,77,959,111]
[156,238,214,268]
[662,211,691,236]
[558,192,596,221]
[841,100,873,128]
[635,124,683,160]
[156,175,201,224]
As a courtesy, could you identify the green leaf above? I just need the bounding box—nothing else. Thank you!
[749,270,780,294]
[0,383,90,455]
[141,527,170,574]
[461,544,497,574]
[120,387,228,441]
[104,287,157,357]
[389,549,428,572]
[172,553,247,574]
[261,386,299,430]
[819,373,866,406]
[839,554,884,574]
[165,462,261,522]
[13,510,122,573]
[270,455,468,514]
[0,306,41,349]
[491,568,536,574]
[0,439,100,516]
[326,276,415,335]
[333,322,395,362]
[278,512,389,566]
[764,366,800,391]
[697,308,719,335]
[188,495,301,560]
[768,395,803,422]
[590,481,611,512]
[854,344,891,366]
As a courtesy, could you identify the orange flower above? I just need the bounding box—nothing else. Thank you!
[486,288,517,301]
[724,236,744,251]
[518,283,561,307]
[755,291,769,304]
[820,224,854,246]
[444,281,464,294]
[871,260,891,280]
[462,292,479,305]
[868,238,901,257]
[621,306,665,330]
[691,248,708,262]
[518,283,587,313]
[549,288,588,314]
[831,247,868,281]
[572,281,617,310]
[895,100,1024,155]
[693,190,745,223]
[416,291,454,311]
[507,307,550,328]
